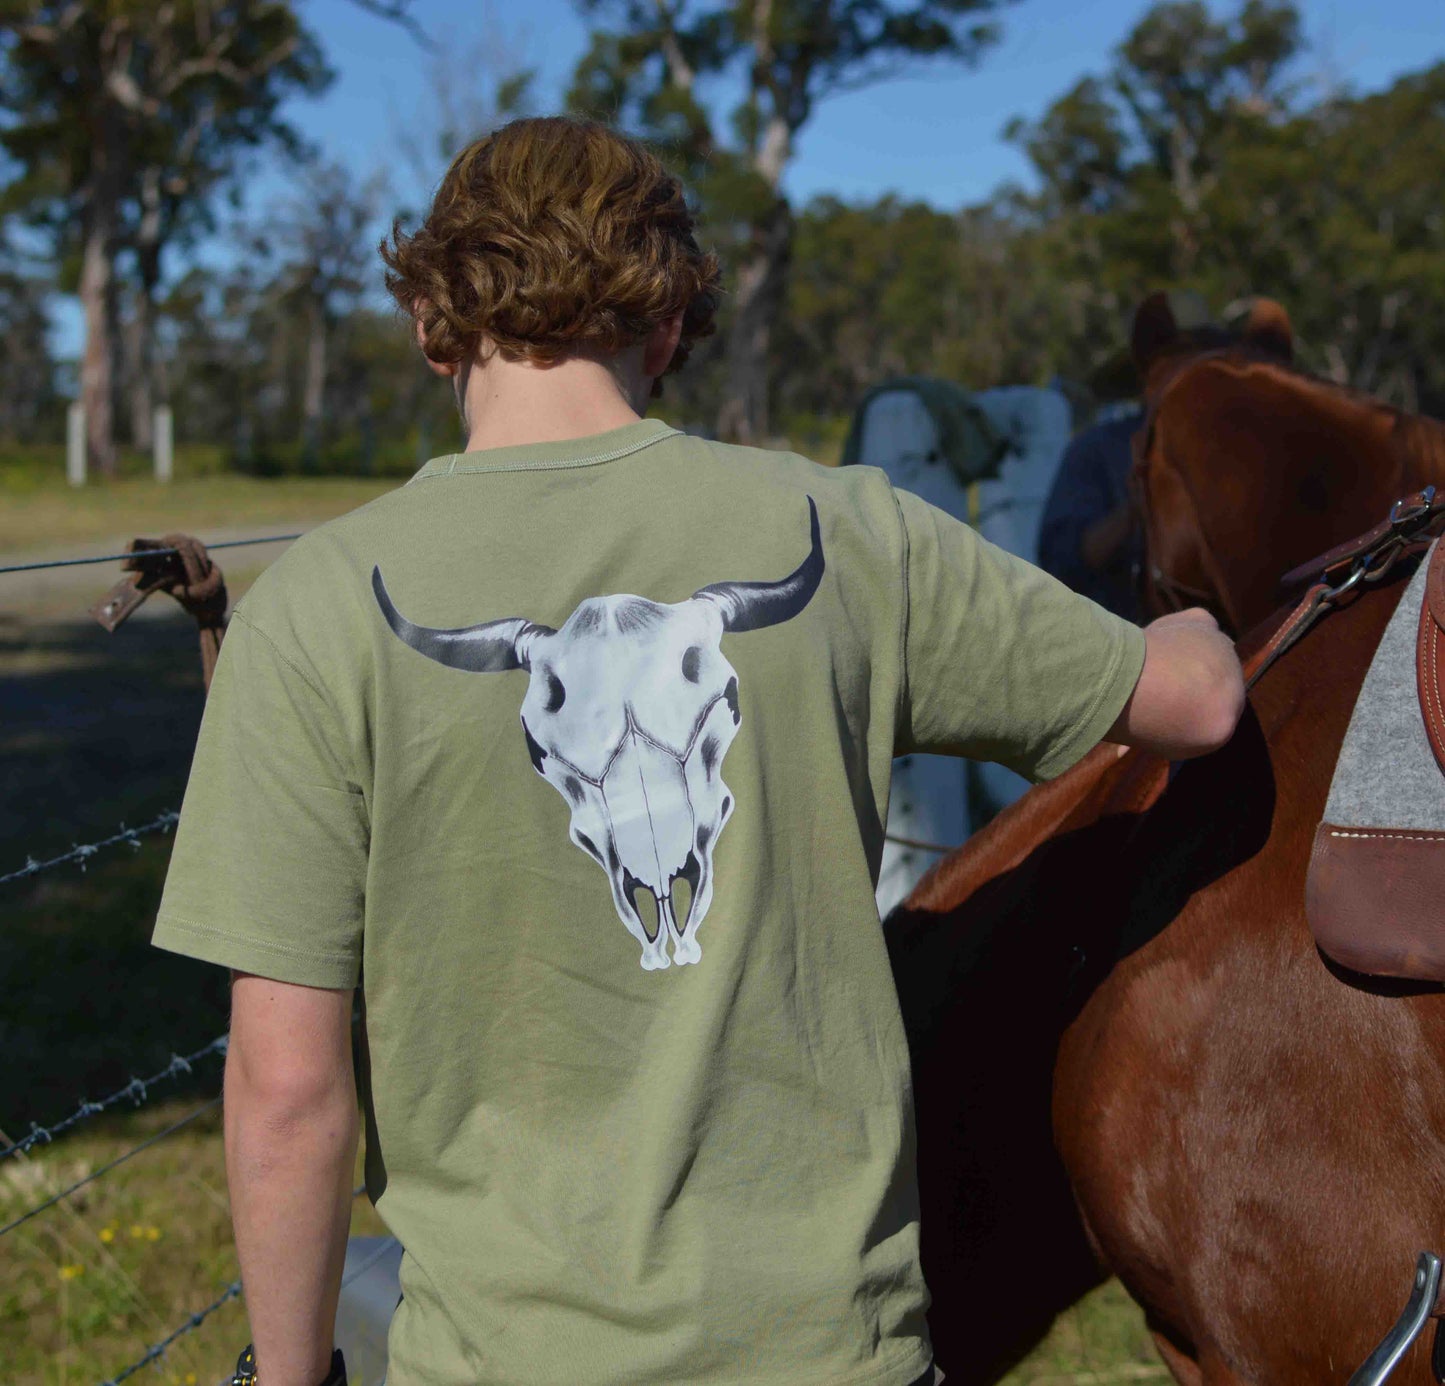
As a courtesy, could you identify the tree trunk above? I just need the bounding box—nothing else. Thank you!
[302,295,327,470]
[715,99,795,445]
[129,171,164,451]
[127,292,155,451]
[79,195,118,477]
[1167,121,1199,280]
[716,197,793,443]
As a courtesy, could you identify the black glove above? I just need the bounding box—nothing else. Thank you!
[229,1344,347,1386]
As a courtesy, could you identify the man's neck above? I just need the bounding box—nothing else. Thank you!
[459,349,649,453]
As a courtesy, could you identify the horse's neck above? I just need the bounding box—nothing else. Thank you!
[1394,412,1445,491]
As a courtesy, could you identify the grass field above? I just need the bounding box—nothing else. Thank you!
[0,468,1165,1384]
[0,445,397,554]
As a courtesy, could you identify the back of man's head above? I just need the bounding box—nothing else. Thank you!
[381,116,721,388]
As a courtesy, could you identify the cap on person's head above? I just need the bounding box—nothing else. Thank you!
[380,116,722,388]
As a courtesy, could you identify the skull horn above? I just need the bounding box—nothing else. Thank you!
[693,496,824,632]
[372,567,552,672]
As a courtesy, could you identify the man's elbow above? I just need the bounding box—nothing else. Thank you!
[226,1047,356,1137]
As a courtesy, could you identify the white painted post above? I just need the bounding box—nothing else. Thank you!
[153,405,173,483]
[66,402,85,487]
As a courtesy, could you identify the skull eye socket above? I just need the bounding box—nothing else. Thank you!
[543,670,566,713]
[681,645,702,682]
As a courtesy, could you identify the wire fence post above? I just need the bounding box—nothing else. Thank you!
[153,406,173,484]
[66,402,86,487]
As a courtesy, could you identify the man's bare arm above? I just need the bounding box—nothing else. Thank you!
[226,974,358,1386]
[1105,607,1245,760]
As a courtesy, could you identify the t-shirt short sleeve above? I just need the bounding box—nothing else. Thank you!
[895,486,1146,781]
[151,611,369,989]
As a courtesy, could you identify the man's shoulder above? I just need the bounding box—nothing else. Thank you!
[685,434,899,509]
[231,488,412,648]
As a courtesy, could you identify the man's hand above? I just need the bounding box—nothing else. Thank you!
[226,974,359,1386]
[1105,607,1245,760]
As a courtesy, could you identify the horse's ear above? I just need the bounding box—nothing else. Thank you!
[1131,291,1178,371]
[1242,297,1294,362]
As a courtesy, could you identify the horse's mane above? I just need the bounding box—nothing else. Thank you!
[1137,332,1445,632]
[1149,343,1445,487]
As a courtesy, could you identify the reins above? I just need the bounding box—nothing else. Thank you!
[1243,487,1445,692]
[1131,346,1241,621]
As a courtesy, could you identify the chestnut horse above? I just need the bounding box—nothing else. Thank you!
[889,298,1445,1384]
[1131,293,1445,635]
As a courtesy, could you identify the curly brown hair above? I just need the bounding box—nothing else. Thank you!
[381,117,721,381]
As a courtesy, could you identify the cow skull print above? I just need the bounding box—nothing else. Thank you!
[373,498,824,971]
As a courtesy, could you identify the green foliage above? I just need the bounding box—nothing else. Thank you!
[0,2,332,249]
[996,0,1445,412]
[0,442,229,495]
[567,0,1014,438]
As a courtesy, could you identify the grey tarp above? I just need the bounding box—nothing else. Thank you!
[839,376,1007,486]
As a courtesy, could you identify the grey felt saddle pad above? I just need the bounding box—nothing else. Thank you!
[1324,539,1445,832]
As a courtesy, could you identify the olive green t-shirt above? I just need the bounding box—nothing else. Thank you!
[153,419,1143,1386]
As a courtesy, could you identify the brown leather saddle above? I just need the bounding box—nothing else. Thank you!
[1288,488,1445,980]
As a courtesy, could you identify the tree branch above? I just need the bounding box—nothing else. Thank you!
[653,0,694,91]
[345,0,436,50]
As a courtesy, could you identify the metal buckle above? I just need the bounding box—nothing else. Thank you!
[1390,485,1438,529]
[1322,559,1370,605]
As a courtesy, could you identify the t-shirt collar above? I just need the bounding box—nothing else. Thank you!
[410,418,681,480]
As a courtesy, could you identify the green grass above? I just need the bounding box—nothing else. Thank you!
[0,447,398,554]
[1,1097,385,1386]
[1000,1281,1166,1384]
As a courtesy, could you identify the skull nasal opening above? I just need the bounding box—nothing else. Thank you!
[623,868,661,942]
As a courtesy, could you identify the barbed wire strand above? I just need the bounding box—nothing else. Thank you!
[99,1277,244,1386]
[1,810,181,887]
[0,1034,228,1164]
[0,1097,222,1240]
[0,533,303,577]
[102,1188,373,1386]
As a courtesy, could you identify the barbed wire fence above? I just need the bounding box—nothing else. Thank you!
[0,529,372,1386]
[0,812,181,888]
[0,533,303,576]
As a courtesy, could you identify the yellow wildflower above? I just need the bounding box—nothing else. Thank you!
[99,1227,115,1244]
[145,1226,161,1242]
[58,1263,84,1281]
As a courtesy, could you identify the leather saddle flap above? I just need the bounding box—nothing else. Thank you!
[1308,541,1445,981]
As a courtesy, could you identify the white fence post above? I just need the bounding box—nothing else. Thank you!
[66,402,85,487]
[153,405,173,483]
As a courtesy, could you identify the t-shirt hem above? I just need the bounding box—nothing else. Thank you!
[1032,620,1147,781]
[151,913,359,989]
[384,1342,932,1386]
[787,1341,932,1386]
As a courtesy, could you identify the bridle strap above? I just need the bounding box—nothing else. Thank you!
[1242,582,1332,692]
[1132,347,1241,621]
[1243,487,1444,692]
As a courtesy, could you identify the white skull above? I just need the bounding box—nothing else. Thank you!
[373,498,823,970]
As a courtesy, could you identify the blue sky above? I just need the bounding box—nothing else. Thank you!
[303,0,1445,207]
[46,0,1445,353]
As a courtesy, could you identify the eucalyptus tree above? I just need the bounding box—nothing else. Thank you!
[568,0,1012,444]
[242,159,387,466]
[1007,0,1303,282]
[0,1,330,474]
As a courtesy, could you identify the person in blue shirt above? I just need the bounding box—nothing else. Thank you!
[1041,292,1224,623]
[1037,407,1145,622]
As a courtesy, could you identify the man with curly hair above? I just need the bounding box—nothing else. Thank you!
[154,116,1242,1386]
